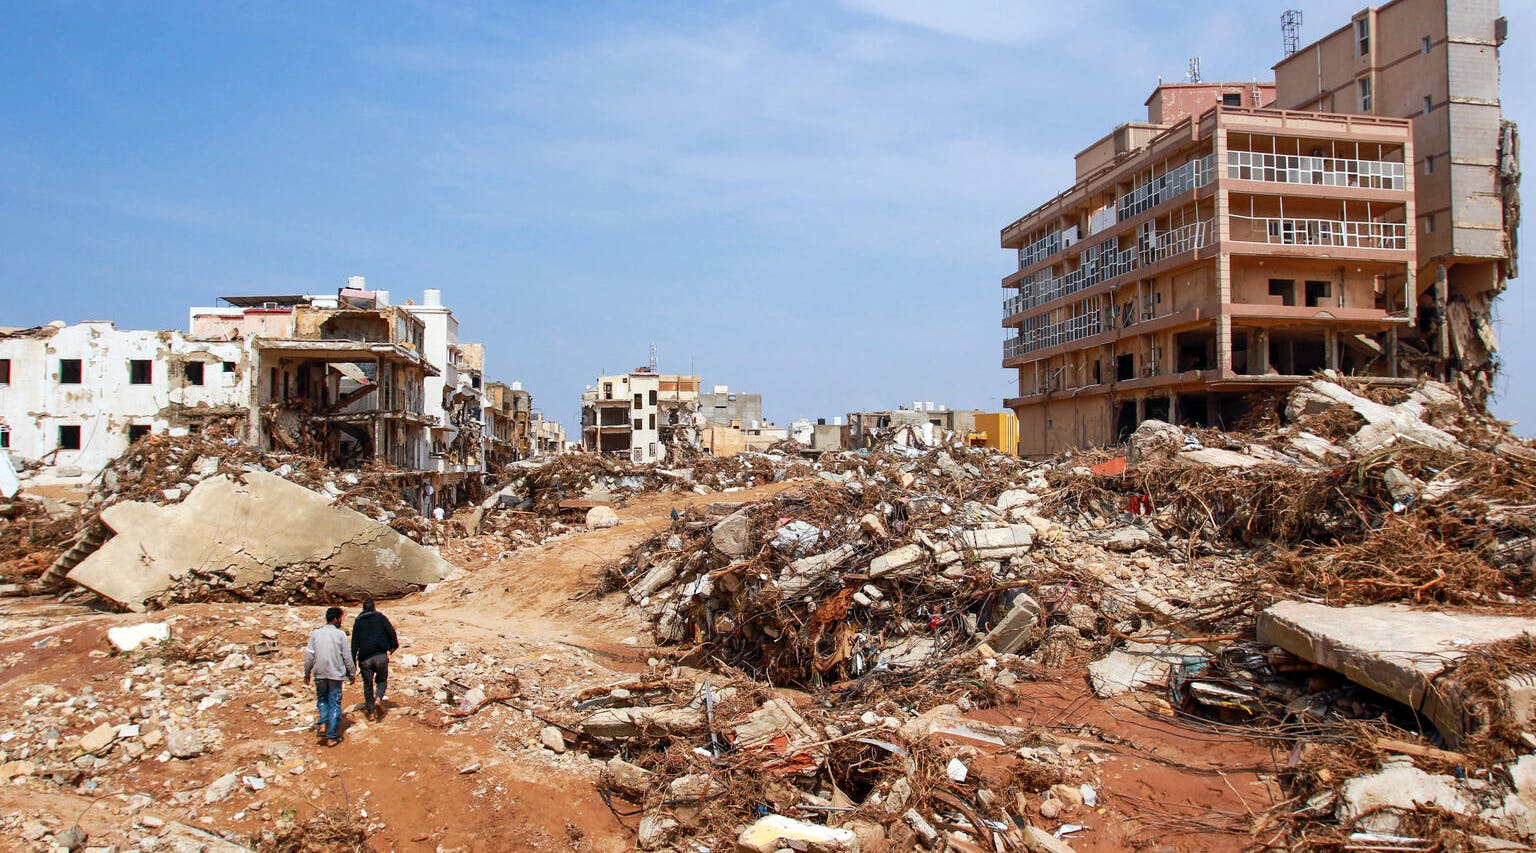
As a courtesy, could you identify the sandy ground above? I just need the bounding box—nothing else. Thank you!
[0,480,1276,851]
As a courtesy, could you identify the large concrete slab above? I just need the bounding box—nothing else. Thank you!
[68,472,453,611]
[1258,601,1536,746]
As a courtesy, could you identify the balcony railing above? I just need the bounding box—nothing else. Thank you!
[1229,215,1408,250]
[1139,218,1213,267]
[1005,301,1105,359]
[1118,155,1215,222]
[1017,229,1065,270]
[1226,150,1406,190]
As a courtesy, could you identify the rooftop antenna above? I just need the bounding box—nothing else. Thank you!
[648,342,658,373]
[1282,10,1303,57]
[1186,56,1202,83]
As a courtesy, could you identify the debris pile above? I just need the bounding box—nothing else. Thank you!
[576,375,1536,849]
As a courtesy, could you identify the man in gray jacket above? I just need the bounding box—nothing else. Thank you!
[303,606,357,745]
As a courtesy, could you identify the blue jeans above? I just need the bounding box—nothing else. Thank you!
[314,679,343,739]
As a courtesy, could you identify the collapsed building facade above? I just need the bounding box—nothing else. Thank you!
[0,278,560,512]
[0,322,250,479]
[1000,0,1517,456]
[1273,0,1520,404]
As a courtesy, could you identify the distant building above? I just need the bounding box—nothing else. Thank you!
[0,322,249,479]
[790,417,848,452]
[847,405,984,448]
[1273,0,1519,402]
[581,369,666,463]
[403,289,488,500]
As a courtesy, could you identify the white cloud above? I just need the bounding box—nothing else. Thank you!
[838,0,1077,44]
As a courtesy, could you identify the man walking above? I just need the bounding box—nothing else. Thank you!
[351,598,399,721]
[303,606,356,746]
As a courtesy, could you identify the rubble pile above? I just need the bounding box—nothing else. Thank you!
[90,428,454,546]
[571,376,1536,850]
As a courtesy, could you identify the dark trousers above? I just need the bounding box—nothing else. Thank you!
[359,652,389,712]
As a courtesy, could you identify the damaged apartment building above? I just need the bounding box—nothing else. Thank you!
[999,0,1517,456]
[581,370,785,459]
[191,283,437,474]
[0,322,250,479]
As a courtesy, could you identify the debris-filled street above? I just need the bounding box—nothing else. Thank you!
[2,0,1531,850]
[2,375,1535,851]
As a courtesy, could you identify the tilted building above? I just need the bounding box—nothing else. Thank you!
[1273,0,1519,402]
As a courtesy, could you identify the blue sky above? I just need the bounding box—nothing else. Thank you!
[2,1,1531,435]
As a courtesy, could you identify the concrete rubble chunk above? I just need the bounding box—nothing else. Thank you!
[637,812,680,850]
[78,722,116,754]
[711,507,753,558]
[737,815,860,853]
[581,705,705,739]
[1022,824,1076,853]
[203,772,239,803]
[868,544,926,579]
[1087,642,1204,697]
[981,592,1042,655]
[1127,420,1184,465]
[604,757,655,799]
[779,544,859,599]
[1178,447,1263,469]
[958,524,1035,558]
[539,725,566,753]
[585,505,620,529]
[165,728,204,759]
[66,472,453,611]
[1303,380,1462,453]
[1104,526,1156,552]
[1258,601,1536,746]
[1336,760,1476,834]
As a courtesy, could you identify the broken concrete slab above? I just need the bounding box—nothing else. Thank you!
[581,705,706,739]
[779,543,859,599]
[1335,759,1477,834]
[957,524,1035,559]
[1258,601,1536,746]
[868,544,926,579]
[981,591,1042,655]
[711,506,753,558]
[1087,642,1205,697]
[65,472,453,611]
[1178,447,1263,469]
[1303,380,1462,453]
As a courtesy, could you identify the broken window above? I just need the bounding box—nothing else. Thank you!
[648,414,656,430]
[1355,18,1370,56]
[58,424,81,450]
[1357,77,1372,112]
[0,426,9,447]
[649,442,657,459]
[1222,92,1241,107]
[184,361,205,386]
[129,359,152,385]
[633,418,643,431]
[1304,280,1332,307]
[223,361,236,373]
[648,389,658,405]
[127,424,151,443]
[1268,279,1297,306]
[0,359,9,384]
[1116,353,1134,381]
[633,393,643,410]
[59,359,82,384]
[1422,36,1431,54]
[1424,95,1433,116]
[603,382,613,400]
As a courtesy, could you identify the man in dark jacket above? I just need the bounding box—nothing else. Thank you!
[350,598,399,720]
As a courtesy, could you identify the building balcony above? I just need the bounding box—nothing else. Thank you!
[1226,150,1405,191]
[1228,215,1407,251]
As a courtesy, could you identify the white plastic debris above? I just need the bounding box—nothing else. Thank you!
[107,623,171,652]
[1080,783,1098,807]
[946,757,969,782]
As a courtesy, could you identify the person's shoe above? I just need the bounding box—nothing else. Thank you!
[324,738,340,747]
